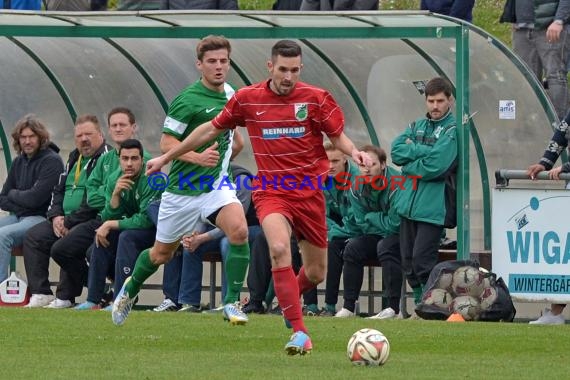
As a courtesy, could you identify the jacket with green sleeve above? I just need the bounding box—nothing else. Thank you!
[324,160,360,241]
[87,149,152,211]
[342,165,401,237]
[390,109,457,226]
[100,169,162,230]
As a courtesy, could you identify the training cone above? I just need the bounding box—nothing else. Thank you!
[447,313,465,322]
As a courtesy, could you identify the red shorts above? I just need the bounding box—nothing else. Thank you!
[252,190,327,249]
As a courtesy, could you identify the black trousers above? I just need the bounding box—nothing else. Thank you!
[324,238,347,306]
[23,218,102,302]
[400,218,443,288]
[342,234,402,313]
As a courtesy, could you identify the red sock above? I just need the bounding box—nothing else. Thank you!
[272,266,307,333]
[297,266,316,297]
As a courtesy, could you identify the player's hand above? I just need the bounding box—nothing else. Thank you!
[352,150,373,168]
[549,166,563,180]
[196,142,220,167]
[146,156,167,176]
[526,163,546,180]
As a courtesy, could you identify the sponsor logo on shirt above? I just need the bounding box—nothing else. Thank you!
[261,126,305,139]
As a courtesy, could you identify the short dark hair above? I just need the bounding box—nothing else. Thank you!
[75,114,101,132]
[424,77,453,98]
[119,138,143,158]
[271,40,302,60]
[11,114,50,154]
[196,35,231,61]
[108,107,135,126]
[360,145,386,164]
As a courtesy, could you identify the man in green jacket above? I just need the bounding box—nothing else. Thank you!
[390,76,457,305]
[333,145,402,319]
[75,139,162,310]
[318,142,361,316]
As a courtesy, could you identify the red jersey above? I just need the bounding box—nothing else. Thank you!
[212,79,344,198]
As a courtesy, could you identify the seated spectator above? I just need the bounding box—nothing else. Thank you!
[75,139,161,310]
[160,0,238,9]
[317,142,360,316]
[23,114,111,308]
[335,145,402,319]
[0,115,63,283]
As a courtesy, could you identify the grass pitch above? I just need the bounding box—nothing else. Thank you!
[2,307,569,379]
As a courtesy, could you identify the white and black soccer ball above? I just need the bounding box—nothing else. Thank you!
[451,295,481,321]
[435,271,454,292]
[347,328,390,366]
[423,288,453,310]
[452,266,485,297]
[479,286,498,311]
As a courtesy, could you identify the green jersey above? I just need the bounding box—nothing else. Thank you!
[163,80,235,196]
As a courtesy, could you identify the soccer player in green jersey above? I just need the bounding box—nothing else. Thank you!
[112,35,250,326]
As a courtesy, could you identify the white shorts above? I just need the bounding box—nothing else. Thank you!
[155,189,240,244]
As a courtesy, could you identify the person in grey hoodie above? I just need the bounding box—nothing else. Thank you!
[0,115,63,283]
[511,0,570,121]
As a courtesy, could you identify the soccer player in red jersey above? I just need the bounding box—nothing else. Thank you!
[146,40,371,355]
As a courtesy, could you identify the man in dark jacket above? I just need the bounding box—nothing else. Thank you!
[23,114,112,308]
[0,115,63,283]
[420,0,475,22]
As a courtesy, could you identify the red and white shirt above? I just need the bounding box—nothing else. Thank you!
[212,79,344,197]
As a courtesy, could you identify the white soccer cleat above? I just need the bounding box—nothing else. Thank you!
[112,277,136,326]
[223,302,248,325]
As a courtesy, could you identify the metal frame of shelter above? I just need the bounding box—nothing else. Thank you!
[0,10,473,257]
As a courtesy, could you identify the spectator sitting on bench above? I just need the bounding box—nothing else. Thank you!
[334,145,402,320]
[26,108,141,309]
[317,141,360,316]
[23,114,111,308]
[0,115,63,283]
[75,139,161,310]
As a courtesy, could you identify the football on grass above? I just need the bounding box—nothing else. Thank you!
[347,328,390,366]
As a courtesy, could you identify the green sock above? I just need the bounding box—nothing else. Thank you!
[325,303,336,313]
[412,287,423,305]
[223,242,250,304]
[127,248,159,298]
[264,278,275,307]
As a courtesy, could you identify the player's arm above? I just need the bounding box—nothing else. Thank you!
[231,129,245,160]
[147,121,223,174]
[329,132,372,167]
